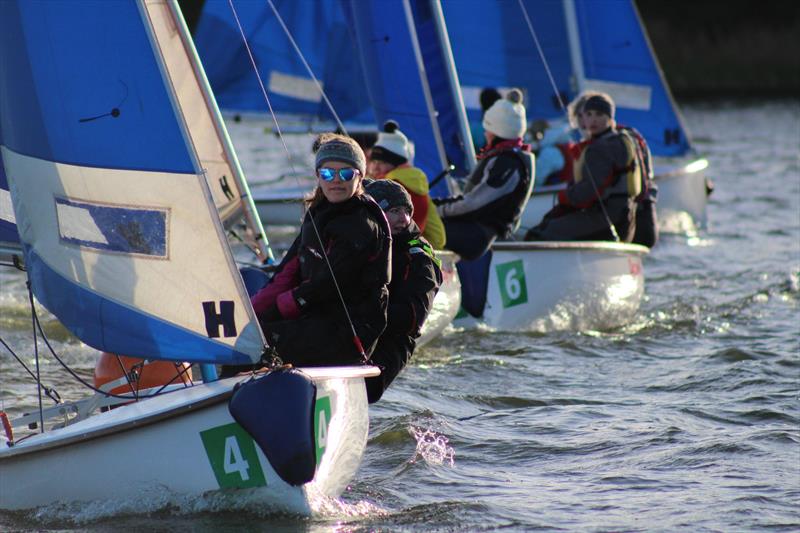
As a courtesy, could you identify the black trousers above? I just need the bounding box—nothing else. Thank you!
[365,333,415,404]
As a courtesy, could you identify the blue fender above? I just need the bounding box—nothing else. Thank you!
[239,266,271,297]
[228,368,317,486]
[456,250,493,318]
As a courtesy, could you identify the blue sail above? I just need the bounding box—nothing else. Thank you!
[342,0,468,195]
[194,0,374,126]
[0,0,263,365]
[442,0,573,129]
[574,0,691,156]
[441,0,692,157]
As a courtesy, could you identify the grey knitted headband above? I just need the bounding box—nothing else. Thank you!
[314,138,366,175]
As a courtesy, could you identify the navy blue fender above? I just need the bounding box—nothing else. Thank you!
[456,250,493,318]
[239,266,271,297]
[228,368,317,486]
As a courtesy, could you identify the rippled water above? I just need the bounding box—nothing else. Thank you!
[1,101,798,531]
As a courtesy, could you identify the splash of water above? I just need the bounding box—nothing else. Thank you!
[408,425,455,467]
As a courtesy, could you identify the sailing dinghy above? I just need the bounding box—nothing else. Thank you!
[0,0,376,514]
[344,0,648,332]
[443,0,710,236]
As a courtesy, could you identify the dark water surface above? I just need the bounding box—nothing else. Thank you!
[1,101,798,531]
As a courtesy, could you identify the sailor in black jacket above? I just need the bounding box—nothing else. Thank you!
[364,179,442,403]
[242,134,391,369]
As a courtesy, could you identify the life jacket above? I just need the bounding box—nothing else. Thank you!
[571,129,641,203]
[476,140,535,236]
[617,129,643,199]
[548,142,579,183]
[617,125,653,201]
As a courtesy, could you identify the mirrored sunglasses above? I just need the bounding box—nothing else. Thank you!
[318,167,359,182]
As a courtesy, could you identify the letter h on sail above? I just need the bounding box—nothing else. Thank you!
[203,300,237,338]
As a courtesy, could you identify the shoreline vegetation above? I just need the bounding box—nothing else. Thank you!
[637,0,800,99]
[178,0,799,100]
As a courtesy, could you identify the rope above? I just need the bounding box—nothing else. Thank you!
[28,281,45,432]
[516,0,620,242]
[25,290,194,402]
[0,336,61,405]
[227,0,368,359]
[266,0,348,135]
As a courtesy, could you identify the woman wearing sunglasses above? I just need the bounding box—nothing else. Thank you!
[248,133,392,367]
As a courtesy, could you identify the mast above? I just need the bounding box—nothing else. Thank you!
[428,0,476,171]
[401,0,450,174]
[563,0,586,94]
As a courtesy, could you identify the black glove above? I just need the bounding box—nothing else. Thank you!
[260,303,282,323]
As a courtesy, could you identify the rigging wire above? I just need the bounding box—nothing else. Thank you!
[227,0,368,359]
[22,285,195,403]
[516,0,620,242]
[0,336,61,405]
[266,0,348,135]
[27,281,45,432]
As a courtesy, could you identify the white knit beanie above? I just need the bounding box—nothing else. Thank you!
[482,88,526,140]
[372,120,412,164]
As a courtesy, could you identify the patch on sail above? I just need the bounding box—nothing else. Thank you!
[268,71,323,103]
[0,188,14,224]
[55,197,168,257]
[584,79,652,111]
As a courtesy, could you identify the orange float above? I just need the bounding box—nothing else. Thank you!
[94,352,193,396]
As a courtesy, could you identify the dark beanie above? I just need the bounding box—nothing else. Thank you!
[314,133,366,175]
[582,93,615,119]
[365,179,414,214]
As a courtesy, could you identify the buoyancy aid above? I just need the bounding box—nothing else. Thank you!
[617,125,653,201]
[475,139,535,236]
[547,142,580,184]
[569,129,641,205]
[617,129,643,199]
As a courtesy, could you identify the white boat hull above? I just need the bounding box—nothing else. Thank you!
[653,158,710,235]
[417,251,461,347]
[0,367,377,514]
[454,241,648,331]
[252,182,308,227]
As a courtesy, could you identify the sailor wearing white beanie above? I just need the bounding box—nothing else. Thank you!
[370,120,413,166]
[482,88,527,140]
[436,87,534,262]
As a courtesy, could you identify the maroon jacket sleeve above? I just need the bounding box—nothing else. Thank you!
[250,255,301,314]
